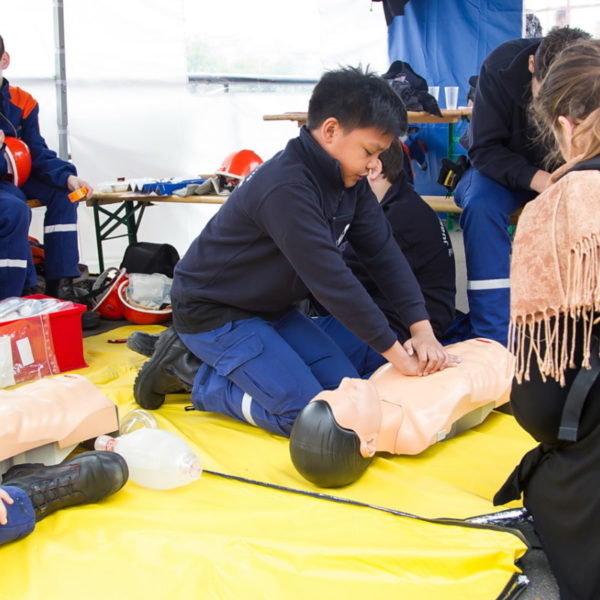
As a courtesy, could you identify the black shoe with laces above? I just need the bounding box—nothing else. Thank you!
[1,451,129,522]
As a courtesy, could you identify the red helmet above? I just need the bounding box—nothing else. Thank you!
[117,280,172,325]
[91,268,129,320]
[4,136,32,187]
[216,149,263,191]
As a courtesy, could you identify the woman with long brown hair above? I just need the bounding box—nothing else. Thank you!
[494,39,600,600]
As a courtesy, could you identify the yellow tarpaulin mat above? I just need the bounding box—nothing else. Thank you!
[0,326,537,600]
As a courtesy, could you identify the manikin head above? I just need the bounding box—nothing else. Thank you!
[289,378,381,487]
[528,26,591,97]
[307,66,407,188]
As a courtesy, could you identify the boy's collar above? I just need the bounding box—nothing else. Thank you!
[298,125,346,189]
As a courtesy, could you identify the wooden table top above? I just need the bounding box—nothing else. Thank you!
[263,108,472,126]
[87,191,228,206]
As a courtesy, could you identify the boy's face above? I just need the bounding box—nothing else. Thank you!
[316,118,395,188]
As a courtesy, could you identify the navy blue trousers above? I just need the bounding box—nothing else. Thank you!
[0,178,79,299]
[453,168,531,345]
[179,310,384,437]
[0,485,35,546]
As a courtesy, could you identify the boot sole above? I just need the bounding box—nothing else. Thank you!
[133,328,180,409]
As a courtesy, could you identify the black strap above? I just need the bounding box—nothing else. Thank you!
[558,337,600,442]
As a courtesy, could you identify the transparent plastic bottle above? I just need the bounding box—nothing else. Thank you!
[95,428,202,490]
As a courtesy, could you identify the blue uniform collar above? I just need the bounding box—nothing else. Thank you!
[297,125,347,190]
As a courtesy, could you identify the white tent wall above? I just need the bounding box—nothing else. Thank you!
[1,0,388,273]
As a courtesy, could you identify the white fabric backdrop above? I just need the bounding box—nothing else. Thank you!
[1,0,387,272]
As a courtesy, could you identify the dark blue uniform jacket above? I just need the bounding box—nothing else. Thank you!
[0,78,76,186]
[462,38,546,191]
[172,126,428,354]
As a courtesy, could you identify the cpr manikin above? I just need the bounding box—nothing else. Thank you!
[0,374,119,475]
[289,338,514,487]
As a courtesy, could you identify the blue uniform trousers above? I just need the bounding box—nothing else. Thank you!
[313,314,386,376]
[179,309,379,437]
[0,485,35,546]
[453,168,531,345]
[0,178,79,299]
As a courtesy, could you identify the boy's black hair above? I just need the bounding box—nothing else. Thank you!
[379,138,404,184]
[307,66,407,137]
[534,26,591,81]
[0,35,4,56]
[289,400,373,488]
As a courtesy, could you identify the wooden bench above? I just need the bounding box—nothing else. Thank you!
[422,195,461,214]
[26,199,42,208]
[422,195,521,230]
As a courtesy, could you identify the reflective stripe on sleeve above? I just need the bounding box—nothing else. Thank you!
[44,224,77,234]
[0,259,27,269]
[467,278,510,291]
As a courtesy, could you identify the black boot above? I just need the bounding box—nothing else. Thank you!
[127,330,160,357]
[133,327,202,410]
[45,277,78,302]
[45,277,100,330]
[1,451,128,522]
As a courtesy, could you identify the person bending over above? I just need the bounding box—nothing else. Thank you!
[343,137,456,341]
[452,26,590,345]
[134,66,459,437]
[492,40,600,600]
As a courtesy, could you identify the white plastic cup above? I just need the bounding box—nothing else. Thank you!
[444,86,459,110]
[427,86,440,102]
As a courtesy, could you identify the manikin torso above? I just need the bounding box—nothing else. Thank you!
[0,374,119,463]
[315,338,514,456]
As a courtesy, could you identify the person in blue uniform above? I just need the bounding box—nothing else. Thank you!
[134,66,458,437]
[453,26,590,345]
[0,34,93,301]
[344,138,455,341]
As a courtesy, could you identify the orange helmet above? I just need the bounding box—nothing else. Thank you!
[4,136,32,187]
[91,268,129,320]
[216,149,263,191]
[117,280,172,325]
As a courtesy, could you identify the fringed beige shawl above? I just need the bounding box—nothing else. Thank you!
[510,166,600,385]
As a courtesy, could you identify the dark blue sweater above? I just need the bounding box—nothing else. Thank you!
[462,38,546,191]
[172,127,428,353]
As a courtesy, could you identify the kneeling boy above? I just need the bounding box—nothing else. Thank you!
[135,67,457,437]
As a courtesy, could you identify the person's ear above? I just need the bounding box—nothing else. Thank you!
[528,54,535,75]
[359,435,377,458]
[319,117,341,145]
[557,115,576,138]
[0,52,10,70]
[368,158,383,182]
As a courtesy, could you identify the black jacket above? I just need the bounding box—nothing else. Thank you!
[172,127,428,353]
[343,173,455,341]
[462,38,546,191]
